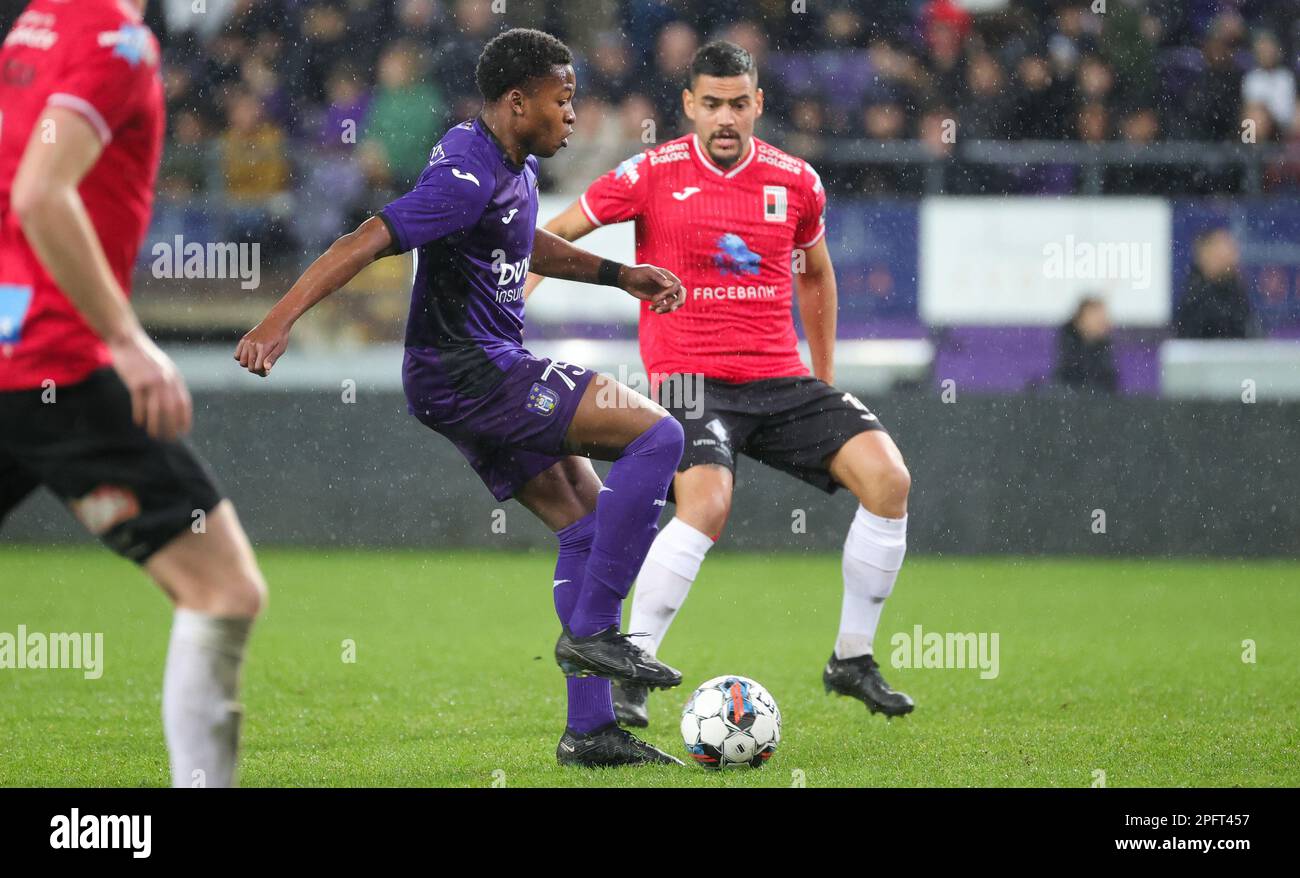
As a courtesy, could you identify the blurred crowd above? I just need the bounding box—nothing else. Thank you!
[17,0,1295,250]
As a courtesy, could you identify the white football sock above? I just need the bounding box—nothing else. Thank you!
[627,517,714,656]
[162,609,252,788]
[836,506,907,660]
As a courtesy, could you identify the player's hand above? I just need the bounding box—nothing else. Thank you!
[620,264,686,314]
[108,330,193,441]
[234,319,291,377]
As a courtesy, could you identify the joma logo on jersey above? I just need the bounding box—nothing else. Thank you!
[496,255,531,287]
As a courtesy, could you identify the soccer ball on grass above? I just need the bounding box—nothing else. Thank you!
[680,675,780,769]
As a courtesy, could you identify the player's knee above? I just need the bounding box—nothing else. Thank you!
[851,457,910,518]
[222,567,268,618]
[657,414,685,452]
[639,414,684,462]
[883,460,912,505]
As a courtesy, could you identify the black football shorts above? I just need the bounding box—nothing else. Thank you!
[0,368,223,563]
[655,374,887,494]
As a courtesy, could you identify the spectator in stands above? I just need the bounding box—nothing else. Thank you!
[1109,107,1169,192]
[646,21,699,137]
[1077,102,1110,143]
[358,42,443,191]
[434,0,498,125]
[1175,228,1255,339]
[822,5,866,48]
[787,97,827,159]
[318,65,370,150]
[240,56,290,131]
[1242,101,1282,143]
[1100,0,1160,111]
[297,66,372,255]
[716,20,790,135]
[220,90,289,198]
[862,99,907,141]
[920,0,970,102]
[585,31,637,105]
[290,3,350,107]
[858,97,909,195]
[867,38,928,116]
[1013,54,1070,140]
[1184,21,1245,141]
[1242,31,1297,135]
[1047,3,1099,79]
[918,105,957,160]
[1075,55,1116,109]
[962,53,1012,140]
[1055,296,1119,393]
[196,31,248,127]
[219,89,292,245]
[160,110,209,196]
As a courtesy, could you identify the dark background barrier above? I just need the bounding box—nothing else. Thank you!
[4,387,1296,558]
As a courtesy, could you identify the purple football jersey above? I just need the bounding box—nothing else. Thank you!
[379,117,540,401]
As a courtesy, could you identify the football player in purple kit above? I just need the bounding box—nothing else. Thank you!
[236,29,691,767]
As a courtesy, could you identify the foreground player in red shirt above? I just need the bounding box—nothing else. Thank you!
[0,0,265,786]
[528,42,914,728]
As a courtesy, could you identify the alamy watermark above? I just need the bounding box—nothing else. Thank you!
[890,624,999,680]
[151,236,261,290]
[0,625,103,679]
[596,365,706,420]
[1042,235,1152,290]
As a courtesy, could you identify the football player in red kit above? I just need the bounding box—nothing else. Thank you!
[527,41,915,727]
[0,0,266,785]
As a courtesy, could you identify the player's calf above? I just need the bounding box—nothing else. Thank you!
[145,500,266,788]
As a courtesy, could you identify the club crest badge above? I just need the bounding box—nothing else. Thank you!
[525,382,559,416]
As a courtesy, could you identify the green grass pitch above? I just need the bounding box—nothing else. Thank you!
[1,547,1296,787]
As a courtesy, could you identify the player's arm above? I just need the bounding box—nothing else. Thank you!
[522,199,597,300]
[11,107,191,440]
[529,228,683,314]
[235,217,395,376]
[795,238,838,385]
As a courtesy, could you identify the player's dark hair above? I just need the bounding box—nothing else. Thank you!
[689,40,758,88]
[475,28,573,102]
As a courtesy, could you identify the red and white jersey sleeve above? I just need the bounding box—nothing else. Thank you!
[45,19,155,145]
[794,161,827,249]
[580,150,652,227]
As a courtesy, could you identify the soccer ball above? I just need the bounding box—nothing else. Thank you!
[680,675,781,769]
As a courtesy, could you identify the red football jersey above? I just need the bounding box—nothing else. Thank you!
[0,0,164,391]
[581,133,827,383]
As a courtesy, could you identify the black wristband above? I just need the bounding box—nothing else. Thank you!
[597,258,624,287]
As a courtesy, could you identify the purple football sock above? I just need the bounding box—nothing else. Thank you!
[568,416,685,637]
[553,512,614,734]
